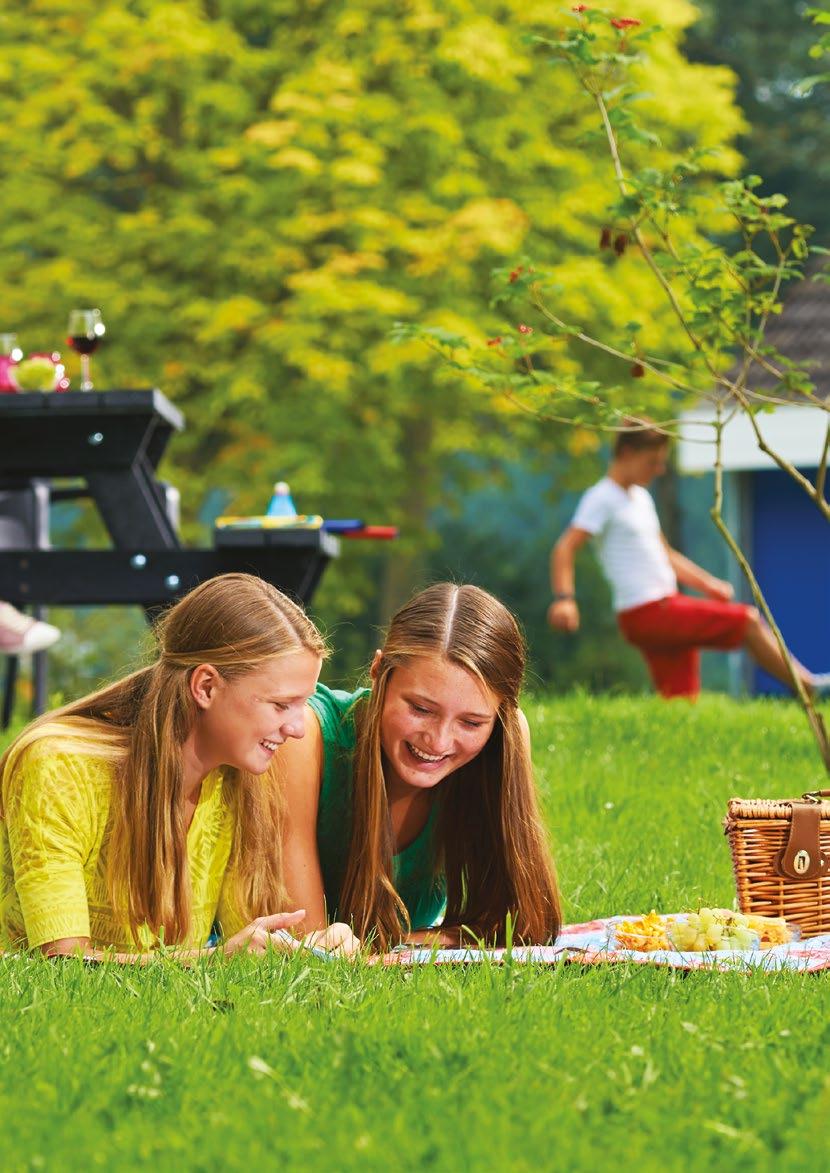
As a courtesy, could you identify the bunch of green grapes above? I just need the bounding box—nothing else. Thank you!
[13,357,56,391]
[668,908,759,952]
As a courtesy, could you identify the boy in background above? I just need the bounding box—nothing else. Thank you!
[548,422,828,698]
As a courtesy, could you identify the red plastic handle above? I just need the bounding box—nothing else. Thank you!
[342,525,399,540]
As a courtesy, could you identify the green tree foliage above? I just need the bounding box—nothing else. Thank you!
[684,2,830,241]
[0,0,744,683]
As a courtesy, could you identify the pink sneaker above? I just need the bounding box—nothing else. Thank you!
[0,603,61,655]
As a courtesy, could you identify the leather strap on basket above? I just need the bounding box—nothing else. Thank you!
[775,802,829,881]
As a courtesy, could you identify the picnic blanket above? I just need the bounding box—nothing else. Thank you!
[374,916,830,972]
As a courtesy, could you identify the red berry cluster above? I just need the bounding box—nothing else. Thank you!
[571,7,641,28]
[599,228,629,256]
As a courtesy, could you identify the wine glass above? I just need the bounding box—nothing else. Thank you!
[67,308,105,391]
[0,333,22,360]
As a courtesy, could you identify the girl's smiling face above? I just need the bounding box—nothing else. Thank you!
[190,649,322,776]
[377,654,500,795]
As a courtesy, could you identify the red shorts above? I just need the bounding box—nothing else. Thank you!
[617,593,752,699]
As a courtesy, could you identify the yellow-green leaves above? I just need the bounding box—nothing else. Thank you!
[0,0,744,627]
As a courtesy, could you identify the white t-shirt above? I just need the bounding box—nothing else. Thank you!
[571,477,677,612]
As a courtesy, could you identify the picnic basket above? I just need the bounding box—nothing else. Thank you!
[724,790,830,938]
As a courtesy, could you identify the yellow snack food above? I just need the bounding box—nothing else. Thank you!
[615,910,672,951]
[614,908,794,953]
[744,914,792,948]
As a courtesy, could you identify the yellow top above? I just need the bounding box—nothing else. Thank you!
[0,742,248,951]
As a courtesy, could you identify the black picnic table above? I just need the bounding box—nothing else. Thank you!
[0,389,340,723]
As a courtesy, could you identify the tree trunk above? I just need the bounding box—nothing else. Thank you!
[378,414,434,624]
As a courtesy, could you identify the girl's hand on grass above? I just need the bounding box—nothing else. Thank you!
[302,922,361,957]
[222,910,306,956]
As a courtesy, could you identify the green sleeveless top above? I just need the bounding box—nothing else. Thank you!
[308,684,446,932]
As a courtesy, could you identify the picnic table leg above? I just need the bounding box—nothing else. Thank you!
[2,654,18,730]
[294,550,330,603]
[31,604,48,717]
[87,460,180,550]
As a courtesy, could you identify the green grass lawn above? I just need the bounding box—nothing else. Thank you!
[1,695,828,1172]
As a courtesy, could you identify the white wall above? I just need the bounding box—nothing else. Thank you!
[678,404,828,472]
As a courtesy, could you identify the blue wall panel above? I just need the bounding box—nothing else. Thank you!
[751,467,830,694]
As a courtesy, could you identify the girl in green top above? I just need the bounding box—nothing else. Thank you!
[0,573,355,961]
[281,583,561,952]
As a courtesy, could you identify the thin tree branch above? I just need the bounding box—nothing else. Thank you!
[816,418,830,502]
[723,385,830,412]
[530,294,705,398]
[595,93,720,379]
[499,386,688,439]
[595,102,809,393]
[732,248,790,397]
[710,406,830,774]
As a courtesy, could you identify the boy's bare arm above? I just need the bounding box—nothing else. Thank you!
[548,527,592,632]
[662,536,733,599]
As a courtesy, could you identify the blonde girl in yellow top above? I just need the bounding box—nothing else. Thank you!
[0,572,355,961]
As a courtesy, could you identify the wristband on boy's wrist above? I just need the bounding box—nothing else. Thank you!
[553,593,575,602]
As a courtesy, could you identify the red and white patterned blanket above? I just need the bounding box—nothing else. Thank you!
[374,916,830,972]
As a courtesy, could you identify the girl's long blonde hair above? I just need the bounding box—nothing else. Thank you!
[339,582,561,950]
[0,573,328,945]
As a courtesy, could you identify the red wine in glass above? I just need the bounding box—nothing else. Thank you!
[67,308,105,390]
[68,335,100,355]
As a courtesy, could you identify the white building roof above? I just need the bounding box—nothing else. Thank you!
[678,404,829,473]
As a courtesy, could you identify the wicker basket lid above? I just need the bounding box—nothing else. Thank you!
[727,796,830,820]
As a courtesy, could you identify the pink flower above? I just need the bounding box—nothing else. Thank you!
[572,4,589,11]
[611,17,641,29]
[518,324,533,335]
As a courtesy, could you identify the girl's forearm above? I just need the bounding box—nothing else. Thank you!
[400,927,464,948]
[44,942,216,965]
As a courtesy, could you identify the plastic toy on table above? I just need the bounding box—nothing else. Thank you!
[341,525,398,540]
[215,514,324,530]
[266,481,298,518]
[321,519,364,534]
[215,516,399,539]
